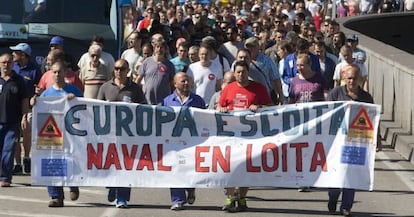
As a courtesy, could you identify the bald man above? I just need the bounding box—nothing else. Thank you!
[97,59,146,208]
[208,71,235,110]
[327,64,381,216]
[161,72,206,210]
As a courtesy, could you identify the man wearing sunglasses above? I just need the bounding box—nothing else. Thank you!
[97,59,146,208]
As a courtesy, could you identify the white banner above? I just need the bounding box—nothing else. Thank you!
[31,97,381,190]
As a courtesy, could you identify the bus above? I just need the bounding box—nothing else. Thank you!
[0,0,124,66]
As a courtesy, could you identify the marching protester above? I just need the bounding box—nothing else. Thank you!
[162,72,206,210]
[217,60,272,212]
[97,59,146,208]
[9,43,41,175]
[0,53,30,187]
[186,42,223,106]
[288,53,328,192]
[136,38,175,105]
[78,44,112,99]
[326,64,382,216]
[31,61,82,207]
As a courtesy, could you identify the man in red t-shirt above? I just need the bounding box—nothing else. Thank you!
[218,61,271,112]
[217,60,272,212]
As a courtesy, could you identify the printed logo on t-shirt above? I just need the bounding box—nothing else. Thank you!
[208,73,216,80]
[233,93,248,110]
[158,65,166,73]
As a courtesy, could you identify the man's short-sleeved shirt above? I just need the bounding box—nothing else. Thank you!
[0,73,28,123]
[97,79,146,103]
[333,61,368,87]
[327,85,373,103]
[13,61,41,97]
[38,69,84,93]
[170,56,190,73]
[187,61,223,104]
[289,72,327,103]
[40,84,83,98]
[138,56,175,105]
[162,91,206,109]
[219,81,271,111]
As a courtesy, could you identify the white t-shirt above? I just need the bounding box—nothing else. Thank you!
[187,61,223,104]
[211,54,231,75]
[78,51,115,77]
[333,61,368,87]
[121,48,141,77]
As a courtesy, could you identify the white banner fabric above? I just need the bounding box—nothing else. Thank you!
[31,97,381,190]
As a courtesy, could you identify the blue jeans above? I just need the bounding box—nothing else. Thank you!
[110,187,131,201]
[0,123,20,183]
[328,188,355,210]
[48,186,79,199]
[170,188,194,204]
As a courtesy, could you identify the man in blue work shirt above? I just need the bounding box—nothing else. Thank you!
[161,72,206,211]
[10,43,41,174]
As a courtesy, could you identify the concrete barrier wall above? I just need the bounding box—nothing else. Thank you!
[340,14,414,162]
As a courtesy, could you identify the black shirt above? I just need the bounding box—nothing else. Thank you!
[97,79,146,104]
[0,72,28,123]
[327,85,373,103]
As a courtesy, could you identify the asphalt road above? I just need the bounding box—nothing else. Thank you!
[1,146,413,217]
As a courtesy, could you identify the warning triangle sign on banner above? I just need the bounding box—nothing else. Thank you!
[38,115,62,137]
[350,107,374,130]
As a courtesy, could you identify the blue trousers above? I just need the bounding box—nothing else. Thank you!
[0,123,20,183]
[48,186,79,199]
[328,188,355,210]
[170,188,194,204]
[110,187,131,201]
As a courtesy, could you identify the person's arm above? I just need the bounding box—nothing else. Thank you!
[208,92,219,110]
[215,79,222,92]
[323,90,329,100]
[216,88,228,113]
[20,98,30,131]
[134,74,143,84]
[282,56,293,86]
[216,104,228,113]
[34,1,46,12]
[272,78,284,105]
[248,104,260,112]
[333,64,341,87]
[362,75,368,92]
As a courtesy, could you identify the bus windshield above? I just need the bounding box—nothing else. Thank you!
[0,0,120,63]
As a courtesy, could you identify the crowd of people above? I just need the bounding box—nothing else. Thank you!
[0,0,390,216]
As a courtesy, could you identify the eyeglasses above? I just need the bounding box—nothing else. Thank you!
[114,66,127,71]
[90,54,100,58]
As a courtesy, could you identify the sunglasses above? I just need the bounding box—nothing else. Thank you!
[114,66,128,71]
